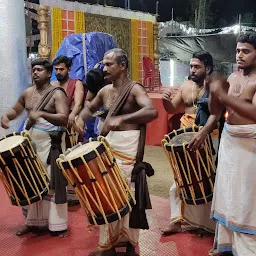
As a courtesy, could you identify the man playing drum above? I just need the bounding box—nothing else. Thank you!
[162,51,221,235]
[52,55,84,206]
[209,33,256,255]
[1,59,69,237]
[76,48,158,255]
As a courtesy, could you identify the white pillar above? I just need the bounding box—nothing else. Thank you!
[0,0,28,135]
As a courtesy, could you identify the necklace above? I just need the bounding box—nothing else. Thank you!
[232,72,256,97]
[192,82,205,110]
[30,84,50,110]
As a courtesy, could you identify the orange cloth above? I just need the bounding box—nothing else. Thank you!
[180,114,196,128]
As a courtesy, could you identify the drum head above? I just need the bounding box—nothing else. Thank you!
[0,135,25,153]
[169,132,196,146]
[64,141,102,161]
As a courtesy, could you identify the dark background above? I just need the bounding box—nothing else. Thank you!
[28,0,256,27]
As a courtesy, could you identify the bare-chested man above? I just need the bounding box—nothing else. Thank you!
[52,55,84,205]
[209,33,256,256]
[76,48,158,255]
[162,51,221,235]
[1,59,69,237]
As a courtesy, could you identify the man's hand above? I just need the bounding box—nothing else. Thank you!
[209,80,228,103]
[29,111,42,124]
[162,88,173,103]
[1,115,10,129]
[67,113,76,128]
[75,117,86,135]
[102,116,123,134]
[188,129,208,151]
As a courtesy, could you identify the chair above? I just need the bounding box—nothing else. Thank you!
[142,56,155,91]
[142,56,161,91]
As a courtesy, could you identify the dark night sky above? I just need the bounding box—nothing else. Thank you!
[31,0,256,26]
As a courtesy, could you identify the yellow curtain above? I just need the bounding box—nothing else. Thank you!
[130,19,139,81]
[75,11,85,33]
[146,21,154,62]
[51,7,62,59]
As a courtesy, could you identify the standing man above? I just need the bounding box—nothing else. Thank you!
[1,59,69,237]
[76,48,158,255]
[209,33,256,255]
[162,51,220,235]
[52,55,84,129]
[52,55,85,205]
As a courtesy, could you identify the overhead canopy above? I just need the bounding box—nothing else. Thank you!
[159,33,237,64]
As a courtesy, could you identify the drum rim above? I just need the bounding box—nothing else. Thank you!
[165,126,207,150]
[0,133,28,157]
[60,142,106,169]
[87,197,135,225]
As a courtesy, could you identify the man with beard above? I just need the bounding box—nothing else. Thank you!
[162,51,221,235]
[1,59,69,237]
[52,55,84,205]
[52,55,84,129]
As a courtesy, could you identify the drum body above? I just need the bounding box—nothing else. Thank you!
[0,132,49,206]
[57,136,135,225]
[162,126,216,205]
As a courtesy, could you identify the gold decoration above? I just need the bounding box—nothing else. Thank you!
[75,11,85,34]
[37,5,51,60]
[51,7,62,59]
[131,19,139,81]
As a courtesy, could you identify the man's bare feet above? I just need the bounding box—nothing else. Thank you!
[161,222,182,236]
[197,228,214,237]
[16,225,36,236]
[50,229,70,238]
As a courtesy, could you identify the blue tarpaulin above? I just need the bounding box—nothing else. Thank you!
[51,32,117,83]
[51,32,117,139]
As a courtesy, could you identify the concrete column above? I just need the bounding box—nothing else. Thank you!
[0,0,28,134]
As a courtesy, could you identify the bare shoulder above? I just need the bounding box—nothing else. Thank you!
[227,72,239,83]
[51,81,59,87]
[180,80,192,91]
[75,79,83,87]
[23,86,34,96]
[54,87,67,98]
[99,84,112,94]
[131,83,147,96]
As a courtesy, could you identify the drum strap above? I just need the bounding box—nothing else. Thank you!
[100,80,146,164]
[25,86,67,130]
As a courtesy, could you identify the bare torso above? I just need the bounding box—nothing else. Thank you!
[24,86,59,114]
[226,72,256,125]
[181,80,206,114]
[101,84,142,131]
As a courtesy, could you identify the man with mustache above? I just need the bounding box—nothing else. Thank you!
[162,51,221,236]
[1,59,69,237]
[52,55,84,205]
[52,55,84,129]
[209,33,256,255]
[76,48,158,255]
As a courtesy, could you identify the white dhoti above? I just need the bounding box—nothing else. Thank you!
[99,130,140,251]
[210,123,256,255]
[169,182,216,232]
[25,118,68,232]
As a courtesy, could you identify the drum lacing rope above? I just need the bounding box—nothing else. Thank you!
[99,138,135,210]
